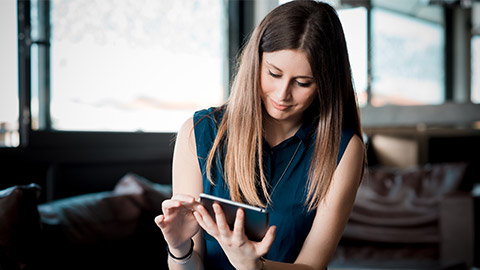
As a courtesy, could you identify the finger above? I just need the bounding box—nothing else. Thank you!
[162,197,200,215]
[256,225,276,256]
[213,203,231,238]
[155,215,173,235]
[162,199,181,208]
[180,200,201,211]
[232,208,246,239]
[194,210,219,242]
[161,200,182,216]
[193,211,207,230]
[194,209,221,240]
[154,214,165,228]
[171,193,197,204]
[195,205,219,236]
[195,205,215,226]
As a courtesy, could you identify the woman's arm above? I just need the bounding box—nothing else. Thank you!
[155,116,205,270]
[253,134,364,270]
[289,134,365,270]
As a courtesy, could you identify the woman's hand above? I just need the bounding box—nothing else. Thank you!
[193,203,276,270]
[155,194,201,255]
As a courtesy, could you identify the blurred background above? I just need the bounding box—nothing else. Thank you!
[0,0,479,269]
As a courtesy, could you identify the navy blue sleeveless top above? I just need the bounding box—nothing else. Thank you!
[193,107,354,270]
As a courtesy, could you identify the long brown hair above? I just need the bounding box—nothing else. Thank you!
[205,0,363,210]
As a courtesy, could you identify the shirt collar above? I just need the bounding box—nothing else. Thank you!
[294,120,315,143]
[263,120,315,151]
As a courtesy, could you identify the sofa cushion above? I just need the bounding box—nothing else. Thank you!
[38,173,172,244]
[36,173,172,269]
[39,191,143,244]
[343,163,467,243]
[112,172,172,215]
[0,183,42,270]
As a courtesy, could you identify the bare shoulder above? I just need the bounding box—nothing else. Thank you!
[172,116,202,196]
[340,134,365,168]
[175,116,198,154]
[336,133,365,186]
[346,134,364,155]
[177,116,195,141]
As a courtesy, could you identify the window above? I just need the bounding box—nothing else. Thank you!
[472,35,480,104]
[0,0,20,147]
[370,7,445,106]
[338,7,368,107]
[321,2,445,108]
[333,2,446,108]
[31,0,227,133]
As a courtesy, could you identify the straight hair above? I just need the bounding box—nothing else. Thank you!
[204,0,363,210]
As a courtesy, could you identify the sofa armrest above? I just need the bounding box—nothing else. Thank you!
[439,192,474,268]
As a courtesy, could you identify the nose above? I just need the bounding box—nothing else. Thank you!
[276,79,292,102]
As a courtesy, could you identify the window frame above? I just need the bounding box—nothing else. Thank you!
[351,1,480,128]
[11,0,480,154]
[14,0,242,156]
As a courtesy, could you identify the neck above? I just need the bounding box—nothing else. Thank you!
[263,115,303,147]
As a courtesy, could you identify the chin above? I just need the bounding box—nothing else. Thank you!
[266,109,293,121]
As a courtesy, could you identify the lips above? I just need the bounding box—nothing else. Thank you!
[270,99,291,111]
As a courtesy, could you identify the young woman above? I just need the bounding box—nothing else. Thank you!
[155,1,365,269]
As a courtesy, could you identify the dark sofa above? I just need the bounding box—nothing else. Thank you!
[0,163,475,270]
[0,173,172,270]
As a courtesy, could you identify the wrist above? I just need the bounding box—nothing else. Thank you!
[167,239,194,259]
[258,257,266,270]
[249,257,266,270]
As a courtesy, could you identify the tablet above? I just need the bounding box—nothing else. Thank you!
[199,193,269,242]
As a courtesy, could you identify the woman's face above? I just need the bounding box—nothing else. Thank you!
[260,49,317,125]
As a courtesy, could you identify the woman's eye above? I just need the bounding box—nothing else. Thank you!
[296,81,312,88]
[268,70,281,78]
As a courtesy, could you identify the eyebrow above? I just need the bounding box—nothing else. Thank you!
[265,60,314,80]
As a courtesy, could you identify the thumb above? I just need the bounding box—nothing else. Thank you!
[255,225,276,256]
